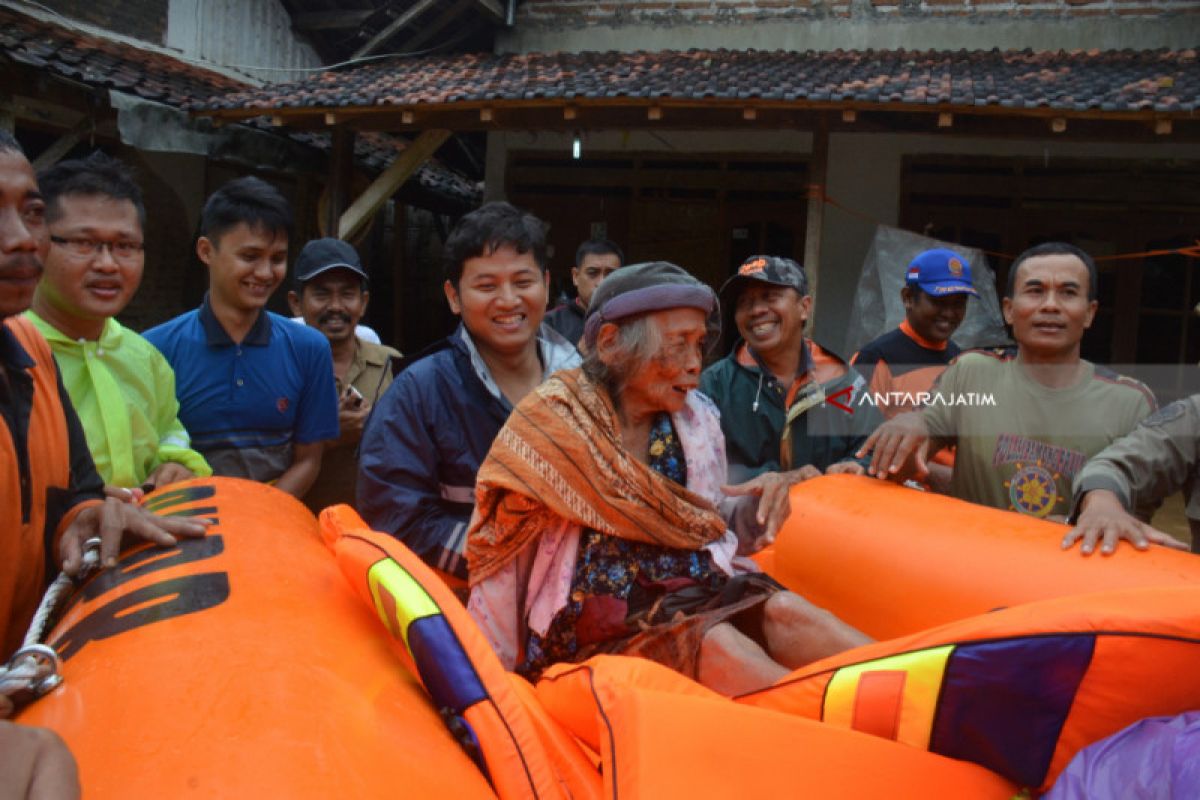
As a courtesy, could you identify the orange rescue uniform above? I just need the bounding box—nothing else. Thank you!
[0,316,102,656]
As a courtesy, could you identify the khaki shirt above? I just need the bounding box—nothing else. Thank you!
[1072,394,1200,545]
[923,353,1155,519]
[305,338,400,514]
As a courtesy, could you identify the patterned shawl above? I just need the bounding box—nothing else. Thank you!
[467,368,728,586]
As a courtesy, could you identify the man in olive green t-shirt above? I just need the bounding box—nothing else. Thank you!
[860,242,1155,521]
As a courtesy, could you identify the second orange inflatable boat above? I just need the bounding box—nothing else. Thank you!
[14,475,1200,798]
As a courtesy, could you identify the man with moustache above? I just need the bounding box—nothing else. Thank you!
[287,238,399,513]
[358,202,579,586]
[145,177,338,499]
[25,152,209,493]
[700,255,878,486]
[860,242,1156,522]
[0,132,205,789]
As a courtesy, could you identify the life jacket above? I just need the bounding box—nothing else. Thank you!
[0,315,71,657]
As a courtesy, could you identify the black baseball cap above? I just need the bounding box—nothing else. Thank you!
[718,255,809,304]
[294,238,368,285]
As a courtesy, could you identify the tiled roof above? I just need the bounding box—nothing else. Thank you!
[0,6,480,207]
[0,5,243,105]
[193,47,1200,116]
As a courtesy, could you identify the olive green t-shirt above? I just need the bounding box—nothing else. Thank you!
[923,353,1155,519]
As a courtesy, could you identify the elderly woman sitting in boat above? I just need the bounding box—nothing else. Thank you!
[466,262,870,695]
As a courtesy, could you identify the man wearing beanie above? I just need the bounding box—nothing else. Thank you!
[700,255,881,485]
[288,238,399,513]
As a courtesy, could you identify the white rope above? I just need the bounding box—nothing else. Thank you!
[1,538,102,709]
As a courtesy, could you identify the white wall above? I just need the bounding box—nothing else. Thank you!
[166,0,322,82]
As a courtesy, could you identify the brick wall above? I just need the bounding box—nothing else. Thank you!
[515,0,1198,27]
[37,0,168,45]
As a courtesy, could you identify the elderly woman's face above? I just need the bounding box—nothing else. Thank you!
[620,307,707,416]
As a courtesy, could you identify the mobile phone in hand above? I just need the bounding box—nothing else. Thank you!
[344,385,364,408]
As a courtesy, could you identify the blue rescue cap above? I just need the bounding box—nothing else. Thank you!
[905,248,979,297]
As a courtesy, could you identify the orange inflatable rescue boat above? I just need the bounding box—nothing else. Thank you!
[13,475,1200,798]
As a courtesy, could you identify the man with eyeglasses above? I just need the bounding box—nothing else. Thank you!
[25,152,210,494]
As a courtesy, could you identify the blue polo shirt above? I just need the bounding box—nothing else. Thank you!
[144,297,339,482]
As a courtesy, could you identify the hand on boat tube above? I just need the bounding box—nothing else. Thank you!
[722,467,819,550]
[856,411,931,482]
[59,497,211,575]
[1062,489,1189,556]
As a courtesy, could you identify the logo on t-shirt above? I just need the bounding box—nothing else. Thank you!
[1006,463,1058,517]
[276,397,290,414]
[993,434,1085,518]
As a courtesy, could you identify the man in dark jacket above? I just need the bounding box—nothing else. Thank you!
[543,238,622,346]
[700,255,881,484]
[357,202,580,585]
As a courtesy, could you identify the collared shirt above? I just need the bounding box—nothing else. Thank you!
[304,337,400,514]
[25,312,210,487]
[144,296,339,483]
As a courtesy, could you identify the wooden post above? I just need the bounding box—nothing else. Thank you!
[803,115,829,326]
[325,127,356,237]
[338,129,451,241]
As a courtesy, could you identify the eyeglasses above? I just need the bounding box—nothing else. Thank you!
[49,235,144,261]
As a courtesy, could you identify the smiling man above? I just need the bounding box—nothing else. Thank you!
[358,202,579,586]
[24,152,209,492]
[145,177,338,499]
[287,238,399,513]
[851,249,977,490]
[852,248,976,418]
[859,242,1156,521]
[700,255,879,485]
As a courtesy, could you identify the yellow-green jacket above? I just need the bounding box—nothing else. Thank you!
[25,312,210,487]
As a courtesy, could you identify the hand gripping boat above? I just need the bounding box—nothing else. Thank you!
[15,476,1200,798]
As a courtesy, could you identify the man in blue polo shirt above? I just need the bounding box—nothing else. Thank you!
[145,177,338,499]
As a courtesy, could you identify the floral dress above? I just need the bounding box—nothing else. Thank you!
[519,413,737,679]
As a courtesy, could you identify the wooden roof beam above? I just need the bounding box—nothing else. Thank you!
[32,117,93,170]
[474,0,506,23]
[396,0,474,52]
[352,0,439,60]
[338,129,450,241]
